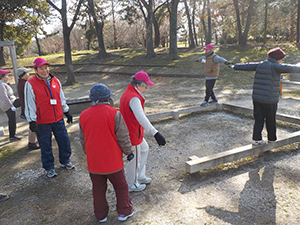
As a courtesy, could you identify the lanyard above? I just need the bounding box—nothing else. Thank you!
[45,79,54,99]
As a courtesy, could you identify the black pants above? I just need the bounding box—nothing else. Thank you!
[204,79,217,102]
[4,99,21,138]
[253,101,278,141]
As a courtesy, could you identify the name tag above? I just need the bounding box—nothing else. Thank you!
[50,99,57,105]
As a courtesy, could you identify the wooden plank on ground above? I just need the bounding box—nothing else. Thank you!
[222,103,300,125]
[186,130,300,173]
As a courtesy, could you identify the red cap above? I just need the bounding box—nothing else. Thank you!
[267,47,286,60]
[204,44,214,50]
[0,69,10,75]
[33,57,50,68]
[134,71,155,86]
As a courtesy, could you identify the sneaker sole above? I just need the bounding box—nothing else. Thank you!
[60,164,75,170]
[118,211,134,221]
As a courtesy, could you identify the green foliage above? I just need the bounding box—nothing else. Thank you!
[0,0,50,56]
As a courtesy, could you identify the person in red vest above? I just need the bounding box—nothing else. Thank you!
[79,83,134,222]
[24,57,74,178]
[119,71,166,192]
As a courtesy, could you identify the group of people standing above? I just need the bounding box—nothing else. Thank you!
[2,45,300,222]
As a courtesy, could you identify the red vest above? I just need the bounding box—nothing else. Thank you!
[28,75,63,124]
[119,84,145,146]
[79,104,124,174]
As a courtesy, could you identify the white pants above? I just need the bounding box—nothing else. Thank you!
[125,138,149,188]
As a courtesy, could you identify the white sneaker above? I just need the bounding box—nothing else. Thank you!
[252,140,266,146]
[118,210,134,221]
[99,217,107,223]
[138,177,152,184]
[129,184,146,192]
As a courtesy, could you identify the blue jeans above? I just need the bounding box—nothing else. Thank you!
[36,119,71,170]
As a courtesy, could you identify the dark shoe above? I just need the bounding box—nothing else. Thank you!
[46,169,57,178]
[28,142,40,150]
[209,99,218,104]
[60,162,75,170]
[20,114,26,120]
[201,101,208,107]
[9,136,22,142]
[0,194,9,202]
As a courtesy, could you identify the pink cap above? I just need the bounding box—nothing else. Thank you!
[134,71,155,86]
[204,44,214,50]
[0,69,10,75]
[33,57,50,68]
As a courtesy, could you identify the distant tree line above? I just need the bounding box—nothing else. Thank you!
[1,0,300,84]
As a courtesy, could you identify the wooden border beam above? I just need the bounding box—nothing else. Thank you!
[186,131,300,173]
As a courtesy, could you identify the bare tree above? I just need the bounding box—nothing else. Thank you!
[140,0,157,58]
[87,0,111,59]
[183,0,195,48]
[169,0,180,60]
[263,0,268,44]
[297,0,300,43]
[233,0,255,47]
[46,0,83,85]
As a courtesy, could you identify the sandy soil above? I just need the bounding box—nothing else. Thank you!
[0,73,300,225]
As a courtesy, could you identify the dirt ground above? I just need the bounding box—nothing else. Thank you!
[1,73,300,225]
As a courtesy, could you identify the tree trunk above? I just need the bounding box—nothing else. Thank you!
[0,21,6,67]
[201,0,209,45]
[233,0,254,47]
[169,0,180,59]
[192,0,198,46]
[35,34,42,56]
[207,0,212,45]
[153,16,160,48]
[112,0,117,49]
[144,0,156,58]
[88,0,109,59]
[61,0,76,85]
[183,0,195,48]
[263,0,268,44]
[297,0,300,42]
[291,12,294,42]
[62,21,76,85]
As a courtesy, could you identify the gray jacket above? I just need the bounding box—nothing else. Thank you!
[0,80,16,112]
[234,57,300,104]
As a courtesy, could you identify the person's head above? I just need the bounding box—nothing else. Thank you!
[0,69,11,82]
[204,44,214,53]
[33,57,50,79]
[267,47,286,62]
[89,83,111,103]
[131,71,154,93]
[16,67,31,80]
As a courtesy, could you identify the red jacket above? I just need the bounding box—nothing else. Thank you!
[119,84,145,145]
[28,75,63,124]
[80,104,124,174]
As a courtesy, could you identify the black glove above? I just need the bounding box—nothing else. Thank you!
[64,111,73,124]
[127,153,134,161]
[225,61,234,69]
[29,121,37,132]
[154,132,166,146]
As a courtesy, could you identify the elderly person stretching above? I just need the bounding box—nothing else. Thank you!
[119,71,166,192]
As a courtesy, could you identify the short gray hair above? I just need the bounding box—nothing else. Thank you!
[130,76,147,87]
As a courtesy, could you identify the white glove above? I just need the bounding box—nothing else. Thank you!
[11,106,17,111]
